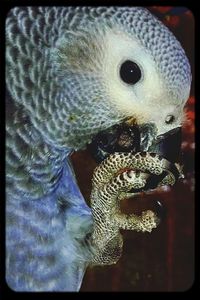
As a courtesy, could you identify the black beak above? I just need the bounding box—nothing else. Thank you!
[143,126,182,163]
[138,124,182,190]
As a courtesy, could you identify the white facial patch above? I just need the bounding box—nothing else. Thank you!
[102,29,167,120]
[100,29,187,135]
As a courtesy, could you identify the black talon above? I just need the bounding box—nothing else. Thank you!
[153,200,166,221]
[129,187,144,193]
[144,172,167,190]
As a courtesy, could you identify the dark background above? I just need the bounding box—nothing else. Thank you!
[71,7,195,292]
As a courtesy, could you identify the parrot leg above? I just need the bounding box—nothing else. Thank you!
[89,152,181,265]
[90,169,159,265]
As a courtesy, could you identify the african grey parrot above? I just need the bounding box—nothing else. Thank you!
[6,7,191,291]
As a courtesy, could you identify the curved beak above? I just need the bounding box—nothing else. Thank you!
[139,125,182,163]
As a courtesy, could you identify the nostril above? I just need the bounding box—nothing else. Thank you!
[165,114,175,124]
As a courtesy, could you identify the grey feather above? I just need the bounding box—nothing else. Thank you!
[6,7,191,291]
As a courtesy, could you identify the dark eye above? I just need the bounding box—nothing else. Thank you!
[119,60,142,85]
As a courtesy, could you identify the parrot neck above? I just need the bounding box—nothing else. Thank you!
[7,115,73,201]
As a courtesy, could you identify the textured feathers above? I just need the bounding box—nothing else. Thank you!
[6,7,191,291]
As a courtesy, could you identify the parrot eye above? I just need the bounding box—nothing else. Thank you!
[119,60,142,85]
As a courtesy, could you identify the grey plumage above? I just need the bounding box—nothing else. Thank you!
[6,7,191,291]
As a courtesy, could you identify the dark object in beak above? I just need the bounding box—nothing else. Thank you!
[88,122,182,223]
[88,122,182,164]
[88,124,140,163]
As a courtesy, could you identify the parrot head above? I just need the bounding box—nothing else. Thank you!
[51,7,191,173]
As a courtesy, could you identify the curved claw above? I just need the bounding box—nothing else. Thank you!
[154,200,166,221]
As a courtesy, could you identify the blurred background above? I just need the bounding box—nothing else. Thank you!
[71,7,195,292]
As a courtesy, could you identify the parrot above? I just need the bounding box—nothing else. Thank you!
[6,6,191,291]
